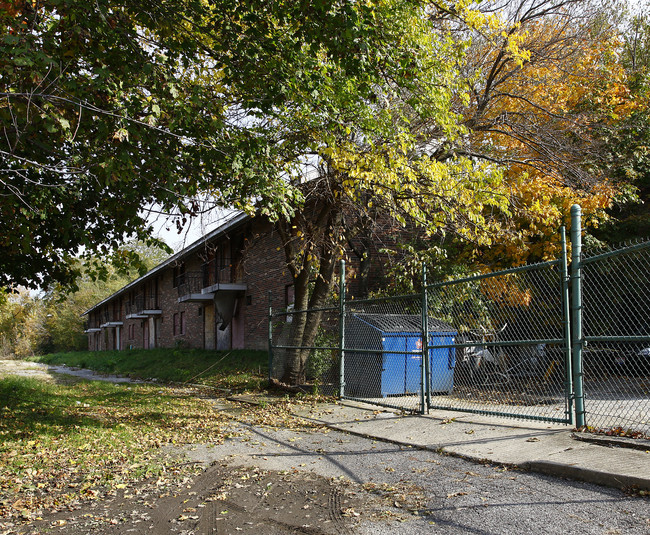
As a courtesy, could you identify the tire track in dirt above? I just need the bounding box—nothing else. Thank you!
[105,463,363,535]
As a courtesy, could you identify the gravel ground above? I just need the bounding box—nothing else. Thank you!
[177,419,649,535]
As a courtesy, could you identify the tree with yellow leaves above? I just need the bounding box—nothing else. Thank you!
[455,0,640,263]
[267,1,519,383]
[271,1,649,382]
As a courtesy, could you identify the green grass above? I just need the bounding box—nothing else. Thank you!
[30,348,269,392]
[1,348,271,520]
[0,375,230,519]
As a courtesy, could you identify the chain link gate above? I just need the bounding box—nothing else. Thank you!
[420,253,572,423]
[573,208,650,435]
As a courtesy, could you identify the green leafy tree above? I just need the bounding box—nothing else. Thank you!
[3,0,460,290]
[265,1,515,383]
[589,12,650,243]
[0,0,329,289]
[0,241,167,355]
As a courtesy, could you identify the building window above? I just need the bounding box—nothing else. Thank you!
[173,312,186,336]
[172,263,186,288]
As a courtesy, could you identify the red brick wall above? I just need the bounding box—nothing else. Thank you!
[93,266,206,352]
[240,219,294,350]
[155,266,204,350]
[86,215,374,352]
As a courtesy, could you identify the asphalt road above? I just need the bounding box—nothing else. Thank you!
[183,419,649,535]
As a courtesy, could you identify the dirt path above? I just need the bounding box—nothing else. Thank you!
[2,359,648,535]
[0,359,142,384]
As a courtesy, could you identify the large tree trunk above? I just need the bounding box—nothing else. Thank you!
[282,267,311,385]
[280,204,343,385]
[294,238,339,382]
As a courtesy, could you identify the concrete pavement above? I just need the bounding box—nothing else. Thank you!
[287,399,650,492]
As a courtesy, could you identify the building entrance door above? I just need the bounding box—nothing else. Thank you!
[114,326,121,351]
[204,305,216,350]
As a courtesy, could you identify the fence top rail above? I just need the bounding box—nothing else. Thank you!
[580,239,650,265]
[340,338,565,353]
[344,292,420,307]
[424,259,561,290]
[271,304,338,318]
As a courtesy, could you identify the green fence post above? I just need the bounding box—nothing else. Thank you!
[268,291,273,382]
[339,260,346,398]
[421,264,430,415]
[570,205,586,428]
[560,226,574,425]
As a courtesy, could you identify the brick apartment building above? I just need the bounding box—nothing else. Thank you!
[84,212,299,352]
[83,189,402,352]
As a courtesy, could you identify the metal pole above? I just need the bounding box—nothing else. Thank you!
[268,291,273,382]
[560,226,574,425]
[339,260,346,398]
[421,264,430,414]
[570,205,586,428]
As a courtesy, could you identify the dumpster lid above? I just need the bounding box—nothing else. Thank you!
[350,313,455,333]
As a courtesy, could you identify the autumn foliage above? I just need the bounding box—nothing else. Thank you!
[458,2,643,263]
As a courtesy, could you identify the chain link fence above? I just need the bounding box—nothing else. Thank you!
[269,301,341,395]
[422,261,571,423]
[268,217,650,435]
[270,259,572,423]
[580,241,650,435]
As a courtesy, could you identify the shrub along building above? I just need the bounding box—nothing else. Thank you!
[83,210,389,352]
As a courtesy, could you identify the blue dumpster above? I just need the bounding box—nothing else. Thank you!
[344,314,456,398]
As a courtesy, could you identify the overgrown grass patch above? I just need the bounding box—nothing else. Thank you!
[30,348,269,392]
[0,376,229,521]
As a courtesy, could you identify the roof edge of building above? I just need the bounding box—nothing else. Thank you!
[81,211,251,316]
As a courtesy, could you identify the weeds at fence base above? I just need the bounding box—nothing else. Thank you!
[574,425,650,440]
[601,426,649,439]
